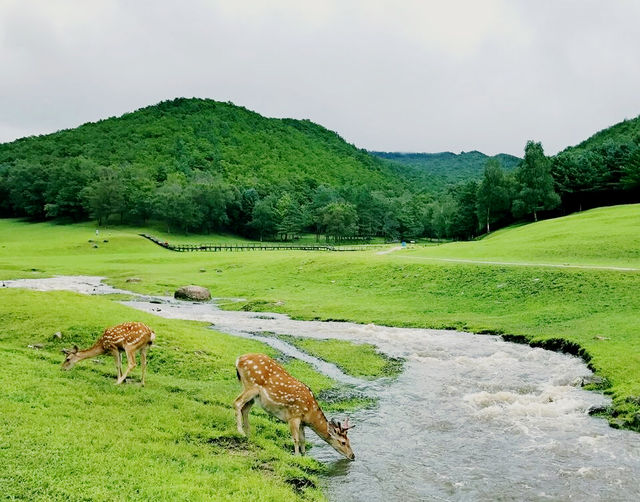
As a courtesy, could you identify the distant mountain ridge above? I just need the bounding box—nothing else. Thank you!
[370,150,521,191]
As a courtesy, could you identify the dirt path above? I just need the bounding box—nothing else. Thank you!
[392,255,639,272]
[376,246,404,255]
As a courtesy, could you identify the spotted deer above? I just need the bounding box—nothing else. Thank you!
[234,353,355,459]
[62,322,155,385]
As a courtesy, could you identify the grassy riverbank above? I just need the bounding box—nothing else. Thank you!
[0,289,356,500]
[0,202,639,499]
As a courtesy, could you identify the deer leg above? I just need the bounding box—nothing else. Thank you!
[299,423,306,455]
[289,417,302,455]
[233,388,259,436]
[116,347,137,385]
[140,345,149,387]
[111,348,122,379]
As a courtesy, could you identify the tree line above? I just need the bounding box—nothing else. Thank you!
[1,134,638,242]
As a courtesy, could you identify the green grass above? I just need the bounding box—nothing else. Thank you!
[406,204,640,268]
[278,335,403,380]
[0,288,367,501]
[1,205,639,439]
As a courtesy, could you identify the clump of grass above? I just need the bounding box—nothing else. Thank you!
[278,335,404,380]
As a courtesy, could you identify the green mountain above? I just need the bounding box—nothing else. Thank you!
[371,150,521,191]
[0,98,403,192]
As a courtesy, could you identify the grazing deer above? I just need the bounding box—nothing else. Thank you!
[61,322,155,385]
[234,353,355,460]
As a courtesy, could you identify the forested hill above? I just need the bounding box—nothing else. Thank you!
[371,151,521,191]
[0,98,425,238]
[563,115,640,153]
[0,98,402,191]
[551,114,640,211]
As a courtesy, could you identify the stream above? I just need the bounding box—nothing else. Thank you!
[5,276,640,501]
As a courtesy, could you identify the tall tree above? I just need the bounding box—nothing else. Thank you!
[250,196,279,241]
[450,180,479,240]
[512,141,560,221]
[476,158,510,233]
[621,147,640,193]
[276,193,304,241]
[80,168,125,226]
[322,202,358,242]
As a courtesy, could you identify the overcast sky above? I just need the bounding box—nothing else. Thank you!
[1,0,639,156]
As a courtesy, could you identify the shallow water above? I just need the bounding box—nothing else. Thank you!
[6,276,640,501]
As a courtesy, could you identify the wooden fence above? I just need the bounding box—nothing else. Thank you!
[140,234,367,252]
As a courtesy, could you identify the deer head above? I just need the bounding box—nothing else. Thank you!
[61,345,80,370]
[327,417,355,460]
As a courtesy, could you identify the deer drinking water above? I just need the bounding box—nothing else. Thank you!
[61,322,155,385]
[234,353,355,460]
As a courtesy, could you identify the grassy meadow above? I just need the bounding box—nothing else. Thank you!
[0,288,360,500]
[1,204,639,498]
[405,204,640,268]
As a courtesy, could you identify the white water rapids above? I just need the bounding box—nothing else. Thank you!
[5,276,640,501]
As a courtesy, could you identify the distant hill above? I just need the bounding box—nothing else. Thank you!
[0,97,404,193]
[370,150,521,191]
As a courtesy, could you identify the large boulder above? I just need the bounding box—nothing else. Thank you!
[174,285,211,301]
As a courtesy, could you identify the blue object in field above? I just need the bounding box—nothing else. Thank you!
[401,241,406,247]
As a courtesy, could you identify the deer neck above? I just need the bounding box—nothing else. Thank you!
[76,343,106,361]
[307,410,331,441]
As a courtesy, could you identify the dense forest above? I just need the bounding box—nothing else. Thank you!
[1,98,638,241]
[551,116,640,212]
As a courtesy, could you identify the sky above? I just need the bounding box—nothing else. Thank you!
[1,0,639,156]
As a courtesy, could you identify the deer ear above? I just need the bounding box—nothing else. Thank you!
[73,345,79,353]
[62,348,70,355]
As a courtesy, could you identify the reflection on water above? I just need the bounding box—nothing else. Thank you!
[6,276,640,501]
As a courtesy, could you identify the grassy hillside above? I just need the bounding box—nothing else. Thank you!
[1,208,639,432]
[406,204,640,268]
[371,150,521,191]
[0,98,400,190]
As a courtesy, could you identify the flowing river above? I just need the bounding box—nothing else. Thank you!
[5,276,640,501]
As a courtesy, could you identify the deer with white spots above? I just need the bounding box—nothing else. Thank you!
[61,322,155,385]
[234,353,355,460]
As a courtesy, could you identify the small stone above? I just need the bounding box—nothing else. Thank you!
[53,331,62,339]
[93,244,99,248]
[28,344,44,349]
